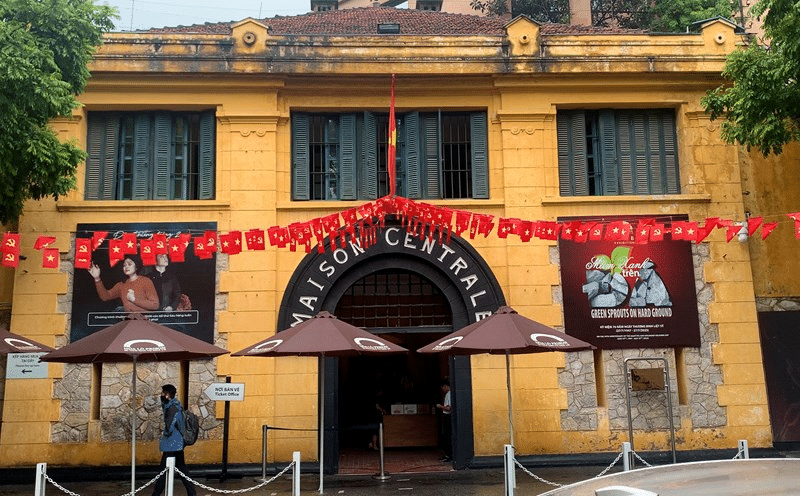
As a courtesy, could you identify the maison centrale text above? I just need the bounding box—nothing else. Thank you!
[290,227,493,327]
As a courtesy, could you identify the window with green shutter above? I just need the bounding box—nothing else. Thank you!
[557,109,679,197]
[85,111,216,201]
[291,110,489,201]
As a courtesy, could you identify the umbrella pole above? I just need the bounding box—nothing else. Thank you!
[506,351,514,448]
[318,354,325,494]
[131,356,137,496]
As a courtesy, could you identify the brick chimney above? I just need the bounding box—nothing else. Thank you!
[569,0,591,25]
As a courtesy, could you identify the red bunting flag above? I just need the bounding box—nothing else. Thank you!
[606,221,631,241]
[561,221,580,240]
[649,223,666,242]
[787,212,800,222]
[245,229,266,250]
[268,226,282,247]
[225,231,243,255]
[34,235,57,250]
[1,251,18,268]
[573,223,590,243]
[92,231,108,251]
[497,218,514,239]
[671,221,687,241]
[74,238,92,269]
[321,214,341,236]
[194,236,211,259]
[108,239,125,267]
[634,223,651,245]
[747,216,763,237]
[519,221,534,242]
[455,211,471,236]
[761,222,778,240]
[2,233,20,254]
[122,233,138,254]
[152,233,168,255]
[342,208,359,235]
[42,248,59,269]
[167,236,189,262]
[204,230,217,253]
[724,222,743,243]
[139,239,156,265]
[589,223,604,241]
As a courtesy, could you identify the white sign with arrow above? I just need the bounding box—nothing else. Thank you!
[204,382,245,401]
[6,352,49,379]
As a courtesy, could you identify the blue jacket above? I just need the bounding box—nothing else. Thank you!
[159,397,185,453]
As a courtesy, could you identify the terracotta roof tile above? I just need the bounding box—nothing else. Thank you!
[143,7,648,36]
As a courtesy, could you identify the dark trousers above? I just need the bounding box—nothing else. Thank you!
[441,414,453,459]
[152,450,196,496]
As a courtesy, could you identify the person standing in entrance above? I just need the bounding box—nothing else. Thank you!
[152,384,196,496]
[435,377,452,462]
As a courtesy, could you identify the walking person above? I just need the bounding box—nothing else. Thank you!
[152,384,196,496]
[435,377,452,462]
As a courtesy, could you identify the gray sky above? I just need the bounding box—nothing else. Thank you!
[102,0,311,31]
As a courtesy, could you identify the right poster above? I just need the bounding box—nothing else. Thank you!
[558,215,701,349]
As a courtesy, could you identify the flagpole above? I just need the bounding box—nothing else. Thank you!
[388,74,397,197]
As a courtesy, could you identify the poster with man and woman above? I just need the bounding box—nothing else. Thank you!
[70,222,217,344]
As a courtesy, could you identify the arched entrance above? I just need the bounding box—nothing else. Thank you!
[278,224,505,471]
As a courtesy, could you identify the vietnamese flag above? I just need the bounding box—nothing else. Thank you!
[388,74,397,197]
[108,239,125,267]
[42,248,59,268]
[747,216,763,237]
[34,235,57,250]
[497,218,513,239]
[634,223,651,245]
[122,232,138,254]
[167,237,187,262]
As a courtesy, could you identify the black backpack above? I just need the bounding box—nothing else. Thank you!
[180,406,200,447]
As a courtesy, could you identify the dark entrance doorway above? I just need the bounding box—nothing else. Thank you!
[336,270,451,459]
[278,223,507,472]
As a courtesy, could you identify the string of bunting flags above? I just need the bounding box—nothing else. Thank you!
[0,195,798,270]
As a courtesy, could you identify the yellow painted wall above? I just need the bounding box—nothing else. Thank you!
[0,15,774,468]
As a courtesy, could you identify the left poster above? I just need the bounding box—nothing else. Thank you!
[70,222,217,343]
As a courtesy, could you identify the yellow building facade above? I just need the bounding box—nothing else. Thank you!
[0,8,780,471]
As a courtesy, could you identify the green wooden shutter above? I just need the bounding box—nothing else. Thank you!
[361,111,378,200]
[617,112,634,195]
[598,110,619,195]
[470,112,489,199]
[340,114,358,200]
[421,114,440,199]
[292,113,310,200]
[631,112,649,194]
[85,114,118,200]
[405,112,422,199]
[198,111,216,200]
[132,114,151,200]
[556,110,588,196]
[655,110,679,194]
[153,112,171,200]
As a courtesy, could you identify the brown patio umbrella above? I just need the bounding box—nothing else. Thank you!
[0,326,55,354]
[418,305,593,446]
[232,311,407,493]
[41,313,228,494]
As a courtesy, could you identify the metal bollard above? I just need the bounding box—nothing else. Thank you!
[292,451,301,496]
[261,425,269,480]
[623,442,633,471]
[374,423,391,481]
[738,439,749,459]
[504,444,515,496]
[166,456,176,496]
[35,463,47,496]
